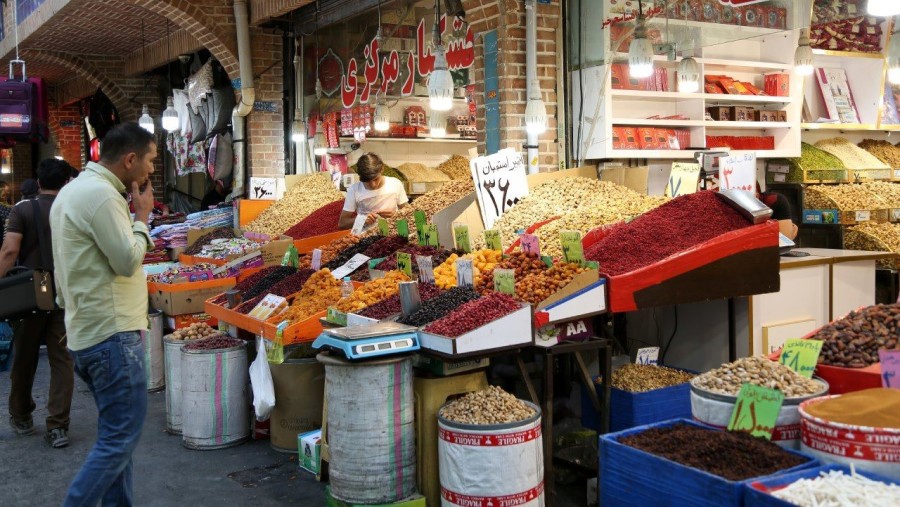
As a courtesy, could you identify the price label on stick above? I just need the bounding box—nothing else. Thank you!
[727,383,785,440]
[635,347,659,365]
[521,234,540,256]
[494,268,515,295]
[311,249,323,270]
[396,220,410,238]
[414,210,427,244]
[484,229,502,251]
[397,252,413,278]
[423,224,439,247]
[377,218,389,236]
[456,258,474,288]
[560,231,584,265]
[327,307,348,327]
[665,163,701,198]
[584,260,600,271]
[779,339,824,378]
[416,255,435,284]
[331,253,371,279]
[541,255,554,268]
[454,224,471,253]
[879,349,900,389]
[351,214,369,235]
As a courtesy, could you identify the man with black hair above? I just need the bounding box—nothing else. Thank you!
[0,158,75,448]
[50,123,156,507]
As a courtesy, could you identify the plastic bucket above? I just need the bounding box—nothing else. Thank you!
[181,342,250,450]
[269,355,325,453]
[145,310,165,392]
[163,335,187,434]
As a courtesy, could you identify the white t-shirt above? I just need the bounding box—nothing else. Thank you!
[343,177,408,216]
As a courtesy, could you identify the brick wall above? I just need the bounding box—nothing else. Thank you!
[246,29,285,177]
[48,98,84,170]
[250,0,309,25]
[9,146,34,203]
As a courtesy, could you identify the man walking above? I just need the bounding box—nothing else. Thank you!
[51,123,157,507]
[0,158,75,447]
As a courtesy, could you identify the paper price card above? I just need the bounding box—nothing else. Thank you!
[494,268,516,295]
[396,220,410,238]
[727,383,785,440]
[351,214,369,235]
[326,307,348,327]
[779,339,824,378]
[456,258,475,288]
[414,210,427,244]
[541,255,554,268]
[560,231,584,265]
[423,224,439,247]
[249,294,288,320]
[470,148,530,229]
[584,260,599,271]
[879,349,900,389]
[665,163,701,198]
[484,229,502,251]
[454,224,471,253]
[377,218,389,236]
[416,255,435,284]
[635,347,659,365]
[311,249,323,270]
[521,234,540,256]
[281,245,299,268]
[397,252,413,278]
[331,253,371,279]
[249,177,277,200]
[719,152,757,192]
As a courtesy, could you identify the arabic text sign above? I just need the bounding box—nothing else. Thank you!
[666,163,701,198]
[719,153,757,193]
[470,149,529,229]
[727,383,784,440]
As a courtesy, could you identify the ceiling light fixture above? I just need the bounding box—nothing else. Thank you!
[373,95,390,132]
[139,104,155,133]
[427,0,454,111]
[628,3,654,79]
[867,0,900,17]
[313,119,328,156]
[677,56,700,93]
[161,19,180,132]
[794,29,814,76]
[428,112,446,138]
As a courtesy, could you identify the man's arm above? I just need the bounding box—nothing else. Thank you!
[338,210,356,230]
[89,198,151,277]
[0,232,22,278]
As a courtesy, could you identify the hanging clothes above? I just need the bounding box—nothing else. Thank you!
[167,132,207,177]
[173,89,191,136]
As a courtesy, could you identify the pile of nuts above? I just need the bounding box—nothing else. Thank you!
[815,138,889,171]
[781,142,847,183]
[244,173,344,236]
[391,180,475,237]
[440,386,536,425]
[396,163,451,184]
[514,262,585,305]
[398,286,480,327]
[269,269,342,324]
[845,222,900,269]
[424,292,522,337]
[169,323,219,341]
[183,336,244,351]
[298,235,361,269]
[809,304,900,368]
[859,139,900,170]
[692,356,824,398]
[804,184,886,212]
[334,271,410,313]
[861,181,900,208]
[477,251,547,293]
[436,155,472,180]
[611,364,695,393]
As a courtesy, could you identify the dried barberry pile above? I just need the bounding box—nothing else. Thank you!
[398,287,480,327]
[424,292,521,337]
[363,235,410,259]
[183,336,245,351]
[283,200,344,239]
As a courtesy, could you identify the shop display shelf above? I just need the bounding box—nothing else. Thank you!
[237,199,274,228]
[744,464,900,507]
[204,298,326,345]
[292,230,350,254]
[417,302,532,357]
[611,90,793,105]
[582,371,694,433]
[148,277,237,316]
[347,135,476,144]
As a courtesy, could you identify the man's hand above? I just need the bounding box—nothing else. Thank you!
[132,181,154,225]
[365,212,380,226]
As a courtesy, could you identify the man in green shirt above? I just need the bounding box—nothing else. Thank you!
[50,123,157,507]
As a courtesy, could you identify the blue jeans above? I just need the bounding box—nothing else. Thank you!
[64,332,147,507]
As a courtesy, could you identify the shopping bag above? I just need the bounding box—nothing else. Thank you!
[249,337,275,421]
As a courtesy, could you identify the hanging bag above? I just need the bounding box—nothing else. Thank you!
[0,200,56,320]
[0,60,35,138]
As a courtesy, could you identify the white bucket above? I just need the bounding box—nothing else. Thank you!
[438,401,544,507]
[319,353,416,504]
[800,395,900,480]
[181,342,250,450]
[690,378,829,449]
[163,335,186,434]
[145,310,165,392]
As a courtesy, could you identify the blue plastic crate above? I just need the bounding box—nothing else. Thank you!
[581,372,693,432]
[744,464,900,507]
[600,419,818,507]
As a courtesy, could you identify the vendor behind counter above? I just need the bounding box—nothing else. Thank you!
[338,153,408,230]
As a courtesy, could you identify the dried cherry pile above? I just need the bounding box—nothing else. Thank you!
[398,287,480,327]
[183,336,245,351]
[242,266,298,301]
[184,227,234,255]
[325,235,382,270]
[585,191,751,276]
[283,200,345,239]
[618,423,808,481]
[424,292,521,337]
[234,269,316,314]
[363,235,410,259]
[358,283,444,320]
[208,266,284,306]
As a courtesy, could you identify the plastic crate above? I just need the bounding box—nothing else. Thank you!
[744,464,900,507]
[600,419,818,507]
[581,372,693,432]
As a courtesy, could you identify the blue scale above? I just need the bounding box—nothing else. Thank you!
[312,321,420,360]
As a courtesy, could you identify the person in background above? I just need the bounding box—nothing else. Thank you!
[0,180,10,205]
[757,185,798,240]
[338,153,408,230]
[51,123,156,507]
[19,179,39,201]
[199,178,231,211]
[0,159,75,448]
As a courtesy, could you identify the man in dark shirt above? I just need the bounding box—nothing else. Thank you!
[0,158,75,447]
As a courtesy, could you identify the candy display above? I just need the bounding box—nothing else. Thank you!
[423,292,521,337]
[194,237,265,260]
[807,304,900,368]
[147,263,224,284]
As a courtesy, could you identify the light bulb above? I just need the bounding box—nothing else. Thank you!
[373,97,390,132]
[628,17,654,79]
[291,118,307,143]
[867,0,900,16]
[313,120,328,156]
[525,84,547,135]
[428,113,446,137]
[428,46,454,111]
[890,60,900,85]
[677,57,700,93]
[138,105,154,134]
[794,30,814,76]
[161,97,179,132]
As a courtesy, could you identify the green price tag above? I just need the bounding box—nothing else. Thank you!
[377,218,389,236]
[423,224,439,247]
[584,260,600,271]
[414,210,427,243]
[396,220,410,238]
[541,255,554,268]
[484,229,502,251]
[397,252,413,277]
[368,257,386,269]
[779,339,824,378]
[560,231,584,265]
[454,224,471,253]
[493,268,515,295]
[281,244,299,268]
[727,383,785,440]
[327,307,348,327]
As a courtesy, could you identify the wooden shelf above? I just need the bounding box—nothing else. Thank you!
[800,123,900,131]
[703,93,792,104]
[602,149,798,160]
[644,17,783,39]
[347,135,476,144]
[812,49,887,60]
[611,89,792,104]
[612,119,704,127]
[612,119,790,129]
[610,54,792,72]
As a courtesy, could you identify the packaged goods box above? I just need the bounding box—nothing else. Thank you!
[149,278,236,315]
[298,429,321,474]
[418,303,532,356]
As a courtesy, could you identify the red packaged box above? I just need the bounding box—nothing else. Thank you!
[765,73,790,97]
[742,5,764,27]
[611,63,629,90]
[637,128,658,150]
[612,127,624,149]
[743,82,764,96]
[705,83,724,94]
[620,127,641,150]
[719,77,741,95]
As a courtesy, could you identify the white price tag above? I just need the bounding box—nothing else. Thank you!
[894,169,900,179]
[636,347,660,365]
[470,148,530,229]
[719,153,757,192]
[855,210,871,222]
[351,214,369,235]
[249,177,278,200]
[666,163,701,198]
[416,255,435,284]
[456,258,474,288]
[331,253,371,279]
[892,209,900,222]
[311,249,322,270]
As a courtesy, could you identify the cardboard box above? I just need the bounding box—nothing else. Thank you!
[729,106,755,122]
[732,82,752,95]
[418,303,532,356]
[412,354,490,376]
[612,127,624,149]
[534,316,594,348]
[706,107,731,121]
[600,166,650,194]
[149,278,236,315]
[166,312,218,331]
[298,429,321,474]
[325,487,425,507]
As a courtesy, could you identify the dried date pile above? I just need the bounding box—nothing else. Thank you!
[398,287,480,328]
[619,423,808,481]
[357,283,444,320]
[476,251,546,293]
[183,336,244,351]
[299,235,361,270]
[424,292,521,337]
[810,304,900,368]
[440,386,535,425]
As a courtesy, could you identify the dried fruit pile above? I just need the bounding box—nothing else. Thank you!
[208,266,285,306]
[183,336,245,351]
[619,423,808,481]
[357,283,444,320]
[436,155,472,180]
[168,323,219,341]
[334,271,410,313]
[692,356,824,397]
[184,227,235,255]
[244,173,343,236]
[585,191,752,276]
[374,246,454,275]
[240,266,298,301]
[298,235,361,270]
[611,364,695,393]
[808,304,900,368]
[476,251,547,293]
[398,287,480,328]
[324,235,382,271]
[234,269,315,314]
[363,235,410,259]
[424,292,521,337]
[269,269,342,324]
[440,386,536,425]
[514,262,586,306]
[283,200,345,240]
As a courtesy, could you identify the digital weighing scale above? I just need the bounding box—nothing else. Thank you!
[312,321,420,360]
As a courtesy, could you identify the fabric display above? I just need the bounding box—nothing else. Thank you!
[167,132,208,177]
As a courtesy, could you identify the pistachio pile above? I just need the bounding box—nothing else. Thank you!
[436,155,472,180]
[440,386,536,425]
[861,181,900,208]
[859,139,900,169]
[845,222,900,269]
[611,364,695,393]
[804,184,886,211]
[691,356,824,398]
[396,163,451,184]
[244,173,343,236]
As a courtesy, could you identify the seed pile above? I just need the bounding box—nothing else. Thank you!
[859,139,900,169]
[184,228,234,255]
[514,262,585,306]
[804,388,900,429]
[363,235,409,259]
[357,283,444,320]
[585,191,751,276]
[611,364,695,393]
[815,137,889,170]
[183,336,244,351]
[334,271,409,313]
[424,292,521,337]
[390,180,475,236]
[396,163,451,184]
[398,286,480,327]
[477,251,547,293]
[804,184,886,211]
[692,356,824,397]
[809,304,900,368]
[619,423,809,481]
[283,200,345,240]
[436,155,472,180]
[298,235,361,270]
[440,386,536,425]
[270,269,342,324]
[169,323,219,341]
[244,173,344,236]
[324,235,382,271]
[780,142,848,183]
[845,222,900,269]
[771,468,900,506]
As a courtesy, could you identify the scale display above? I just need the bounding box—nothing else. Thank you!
[312,321,420,360]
